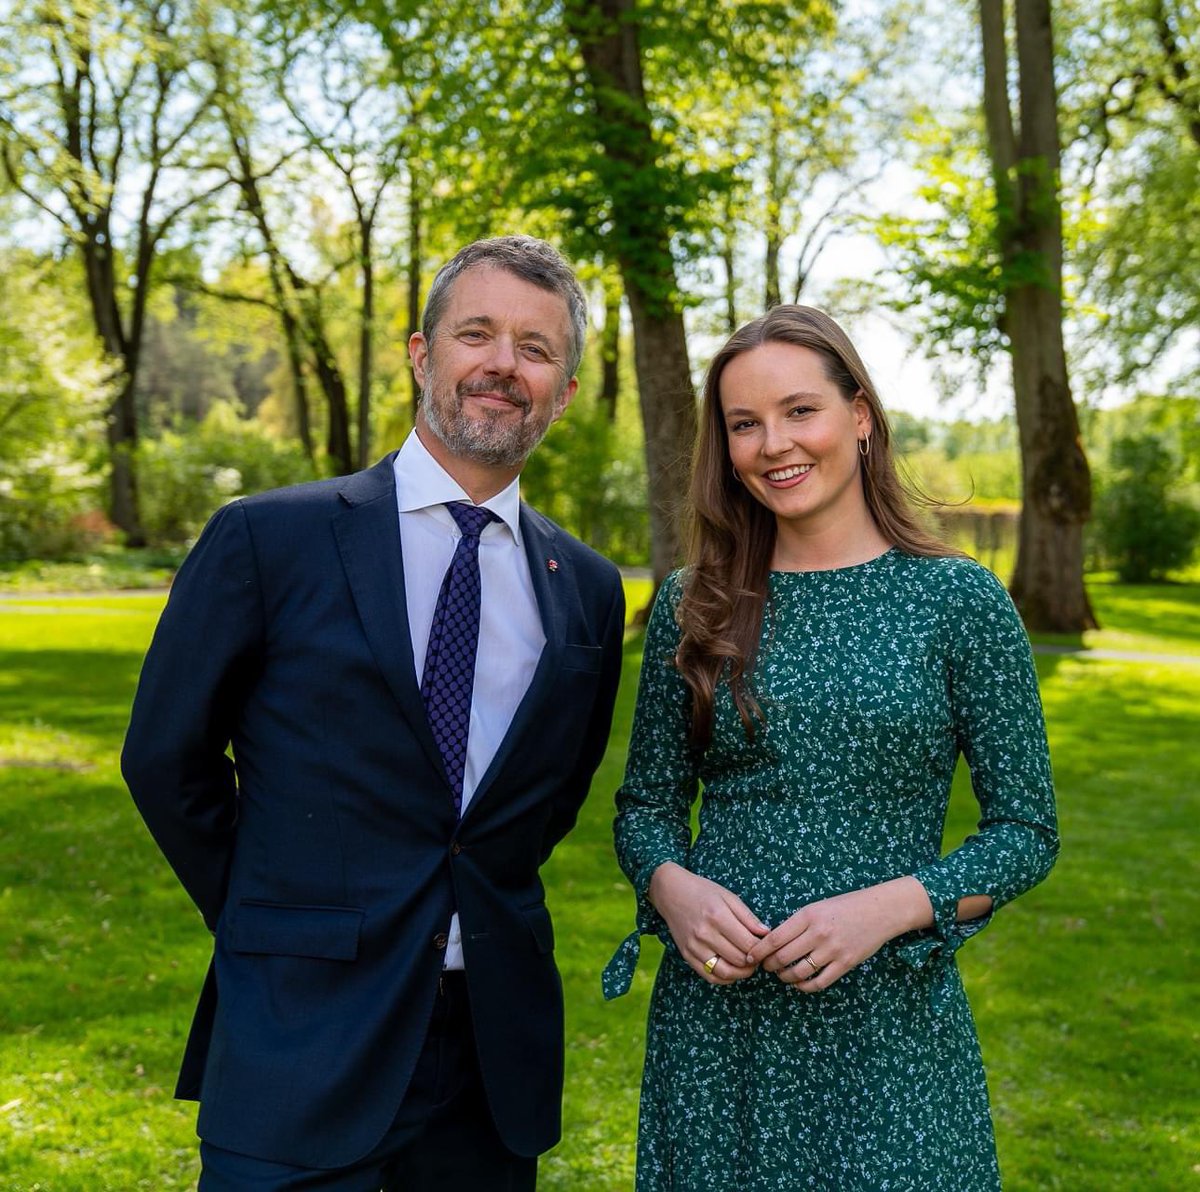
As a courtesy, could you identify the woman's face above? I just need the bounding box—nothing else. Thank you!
[719,342,871,533]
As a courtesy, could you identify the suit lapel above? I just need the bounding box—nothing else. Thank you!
[462,505,565,820]
[332,455,447,783]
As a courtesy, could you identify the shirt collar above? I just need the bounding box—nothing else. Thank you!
[393,430,523,545]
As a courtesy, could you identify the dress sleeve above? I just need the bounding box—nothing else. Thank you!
[602,573,701,999]
[898,563,1059,982]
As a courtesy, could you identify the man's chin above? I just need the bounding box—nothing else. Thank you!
[443,424,533,469]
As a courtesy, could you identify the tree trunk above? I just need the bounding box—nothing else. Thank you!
[408,177,423,423]
[78,224,146,544]
[764,110,783,310]
[279,300,314,459]
[358,215,374,469]
[721,223,738,334]
[597,278,621,420]
[564,0,697,590]
[105,375,145,547]
[979,0,1095,631]
[299,292,354,476]
[623,282,696,587]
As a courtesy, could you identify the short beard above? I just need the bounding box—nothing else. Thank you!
[421,376,559,468]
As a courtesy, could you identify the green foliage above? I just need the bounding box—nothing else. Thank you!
[875,119,1008,382]
[137,402,316,544]
[1081,393,1200,485]
[0,547,185,592]
[1091,434,1200,583]
[520,393,650,567]
[1058,0,1200,392]
[895,415,1022,504]
[0,251,111,561]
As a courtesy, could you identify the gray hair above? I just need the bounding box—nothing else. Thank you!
[421,236,588,378]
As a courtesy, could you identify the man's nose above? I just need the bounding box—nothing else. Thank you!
[483,335,519,375]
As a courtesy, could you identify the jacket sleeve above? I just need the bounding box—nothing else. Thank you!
[603,573,700,998]
[121,500,265,929]
[897,563,1059,979]
[539,566,626,862]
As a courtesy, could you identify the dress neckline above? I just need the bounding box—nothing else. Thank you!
[769,545,898,577]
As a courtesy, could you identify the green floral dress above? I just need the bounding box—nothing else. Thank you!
[603,550,1058,1191]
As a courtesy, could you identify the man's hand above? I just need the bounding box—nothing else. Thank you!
[648,862,768,985]
[745,876,933,993]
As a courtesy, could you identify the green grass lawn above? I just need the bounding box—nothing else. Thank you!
[1,582,1197,1189]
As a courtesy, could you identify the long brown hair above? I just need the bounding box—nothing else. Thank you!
[675,305,962,749]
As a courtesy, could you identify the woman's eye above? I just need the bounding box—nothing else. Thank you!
[729,420,754,432]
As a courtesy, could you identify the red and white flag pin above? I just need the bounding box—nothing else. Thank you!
[547,558,559,572]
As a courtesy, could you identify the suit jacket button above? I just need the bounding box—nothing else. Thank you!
[433,932,448,950]
[450,842,462,856]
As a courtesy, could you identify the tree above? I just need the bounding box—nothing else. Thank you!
[270,15,412,467]
[980,0,1095,630]
[0,245,112,557]
[560,0,699,588]
[343,0,839,592]
[1061,0,1199,392]
[1093,434,1200,582]
[0,0,230,542]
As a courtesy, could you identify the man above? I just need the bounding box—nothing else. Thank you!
[122,236,625,1190]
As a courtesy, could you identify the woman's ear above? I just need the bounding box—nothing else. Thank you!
[852,394,873,438]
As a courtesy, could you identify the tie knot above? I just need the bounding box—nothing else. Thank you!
[446,501,500,541]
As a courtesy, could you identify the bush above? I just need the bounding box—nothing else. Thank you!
[0,452,105,562]
[520,398,650,567]
[138,402,317,544]
[1091,435,1200,582]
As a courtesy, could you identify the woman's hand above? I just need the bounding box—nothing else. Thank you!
[745,876,933,993]
[648,862,768,985]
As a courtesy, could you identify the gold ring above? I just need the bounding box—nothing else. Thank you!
[803,956,820,976]
[703,955,719,974]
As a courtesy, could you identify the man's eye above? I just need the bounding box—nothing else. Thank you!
[523,344,548,358]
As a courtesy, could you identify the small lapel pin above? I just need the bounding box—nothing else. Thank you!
[547,558,559,572]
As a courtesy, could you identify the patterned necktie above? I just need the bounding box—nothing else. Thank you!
[421,501,501,816]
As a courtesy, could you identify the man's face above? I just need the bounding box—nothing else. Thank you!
[410,266,578,470]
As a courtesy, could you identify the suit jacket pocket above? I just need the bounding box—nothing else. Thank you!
[521,903,555,954]
[561,643,602,673]
[227,902,364,961]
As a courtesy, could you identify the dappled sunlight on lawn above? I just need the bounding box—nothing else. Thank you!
[1,585,1196,1189]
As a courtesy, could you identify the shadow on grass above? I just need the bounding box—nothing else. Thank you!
[0,649,144,738]
[1087,581,1200,648]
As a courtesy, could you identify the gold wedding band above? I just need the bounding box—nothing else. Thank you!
[803,956,821,976]
[704,955,719,974]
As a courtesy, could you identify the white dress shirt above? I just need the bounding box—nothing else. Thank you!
[393,431,544,968]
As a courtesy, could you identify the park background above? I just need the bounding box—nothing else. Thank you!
[0,0,1197,1187]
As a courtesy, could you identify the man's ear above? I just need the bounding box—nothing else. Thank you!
[552,377,579,422]
[409,332,429,389]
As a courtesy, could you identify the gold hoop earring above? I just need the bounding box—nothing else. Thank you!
[858,434,871,458]
[732,467,743,484]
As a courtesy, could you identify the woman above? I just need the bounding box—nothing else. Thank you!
[603,306,1058,1190]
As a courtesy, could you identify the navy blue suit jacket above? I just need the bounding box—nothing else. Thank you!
[121,454,625,1168]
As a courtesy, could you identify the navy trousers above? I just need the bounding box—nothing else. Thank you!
[198,973,538,1191]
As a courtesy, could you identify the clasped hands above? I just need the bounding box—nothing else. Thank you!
[647,862,932,993]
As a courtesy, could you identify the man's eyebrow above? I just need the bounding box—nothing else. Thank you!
[449,315,496,332]
[450,315,557,351]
